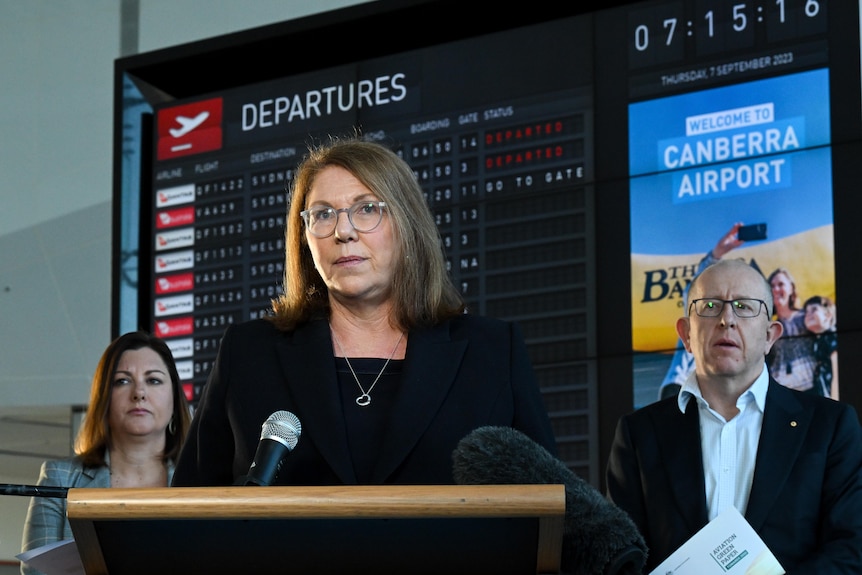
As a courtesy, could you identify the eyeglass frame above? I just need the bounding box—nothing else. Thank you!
[688,298,768,318]
[299,201,388,238]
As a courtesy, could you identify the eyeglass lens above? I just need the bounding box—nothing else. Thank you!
[692,298,763,317]
[303,202,385,236]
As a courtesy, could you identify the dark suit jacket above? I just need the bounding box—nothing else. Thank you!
[173,315,557,487]
[606,379,862,574]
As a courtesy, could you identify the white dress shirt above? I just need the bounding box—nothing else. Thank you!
[678,364,769,520]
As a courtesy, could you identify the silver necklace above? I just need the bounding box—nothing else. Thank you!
[331,327,405,407]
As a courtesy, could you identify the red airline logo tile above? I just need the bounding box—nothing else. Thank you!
[157,98,223,160]
[155,317,194,338]
[155,272,194,295]
[156,206,195,229]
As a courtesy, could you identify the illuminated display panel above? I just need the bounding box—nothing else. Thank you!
[114,0,862,483]
[622,0,843,407]
[131,11,599,478]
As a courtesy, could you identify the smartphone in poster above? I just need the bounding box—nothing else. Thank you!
[629,68,836,407]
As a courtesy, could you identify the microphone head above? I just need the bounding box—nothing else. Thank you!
[238,411,303,486]
[453,426,647,575]
[452,425,570,485]
[261,410,302,451]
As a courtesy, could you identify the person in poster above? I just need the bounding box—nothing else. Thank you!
[802,294,839,399]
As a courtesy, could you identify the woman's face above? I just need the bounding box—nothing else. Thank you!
[108,347,175,441]
[304,165,396,307]
[770,272,794,310]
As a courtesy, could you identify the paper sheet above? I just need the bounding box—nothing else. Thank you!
[649,507,784,575]
[16,539,85,575]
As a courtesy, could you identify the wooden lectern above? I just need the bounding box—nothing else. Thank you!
[67,484,565,574]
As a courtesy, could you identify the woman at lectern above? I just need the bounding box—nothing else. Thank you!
[20,331,191,575]
[171,136,557,487]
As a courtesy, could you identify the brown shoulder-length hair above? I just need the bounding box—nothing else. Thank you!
[269,136,465,331]
[74,331,192,468]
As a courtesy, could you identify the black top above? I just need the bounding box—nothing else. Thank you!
[336,357,404,483]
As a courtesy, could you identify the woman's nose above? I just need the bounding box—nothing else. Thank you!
[132,384,146,401]
[333,210,357,242]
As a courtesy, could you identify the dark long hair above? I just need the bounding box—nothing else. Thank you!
[74,331,192,467]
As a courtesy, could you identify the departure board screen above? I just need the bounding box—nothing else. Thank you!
[115,0,862,482]
[140,15,598,475]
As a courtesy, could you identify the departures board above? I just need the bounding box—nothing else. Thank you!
[141,15,597,473]
[116,0,861,480]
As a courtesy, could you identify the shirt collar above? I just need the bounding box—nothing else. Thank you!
[678,363,770,413]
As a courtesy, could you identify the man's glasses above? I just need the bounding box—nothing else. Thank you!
[689,298,766,318]
[300,201,387,238]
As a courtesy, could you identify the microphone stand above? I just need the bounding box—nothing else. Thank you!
[0,484,69,498]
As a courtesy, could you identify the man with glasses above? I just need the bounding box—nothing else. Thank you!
[606,258,862,573]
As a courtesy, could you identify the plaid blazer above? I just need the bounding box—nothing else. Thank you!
[20,454,175,575]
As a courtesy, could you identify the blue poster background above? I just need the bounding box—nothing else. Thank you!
[630,68,832,256]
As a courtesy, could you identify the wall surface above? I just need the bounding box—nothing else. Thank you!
[0,0,365,564]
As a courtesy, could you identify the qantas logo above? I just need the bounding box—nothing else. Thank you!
[154,294,194,317]
[175,361,194,388]
[155,249,194,273]
[156,184,195,208]
[167,337,194,359]
[156,228,195,252]
[157,98,223,160]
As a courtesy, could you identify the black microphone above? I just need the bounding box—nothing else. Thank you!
[0,484,69,498]
[236,410,302,486]
[452,426,647,575]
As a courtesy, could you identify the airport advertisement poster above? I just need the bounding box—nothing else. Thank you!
[629,69,835,403]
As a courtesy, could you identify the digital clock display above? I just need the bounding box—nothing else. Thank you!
[628,0,828,68]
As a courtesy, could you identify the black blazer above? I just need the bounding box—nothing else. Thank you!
[173,315,557,487]
[606,379,862,574]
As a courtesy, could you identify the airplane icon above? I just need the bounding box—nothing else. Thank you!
[157,97,222,159]
[169,111,210,138]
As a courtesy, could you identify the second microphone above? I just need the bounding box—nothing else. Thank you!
[235,410,302,486]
